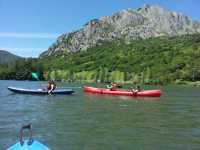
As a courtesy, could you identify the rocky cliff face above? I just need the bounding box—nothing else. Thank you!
[40,4,200,57]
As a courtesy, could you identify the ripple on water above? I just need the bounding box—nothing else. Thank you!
[1,81,200,150]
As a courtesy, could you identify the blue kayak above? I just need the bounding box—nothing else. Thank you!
[7,140,50,150]
[7,124,50,150]
[8,86,74,95]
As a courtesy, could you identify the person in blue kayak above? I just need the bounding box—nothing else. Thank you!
[47,80,56,94]
[107,82,117,90]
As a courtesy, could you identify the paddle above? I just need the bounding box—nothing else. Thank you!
[31,72,81,90]
[31,72,46,91]
[31,72,40,81]
[32,72,53,95]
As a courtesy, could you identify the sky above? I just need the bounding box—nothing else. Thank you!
[0,0,199,57]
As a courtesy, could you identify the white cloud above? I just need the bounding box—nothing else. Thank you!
[0,32,60,39]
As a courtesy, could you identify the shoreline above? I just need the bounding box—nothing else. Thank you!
[1,79,200,87]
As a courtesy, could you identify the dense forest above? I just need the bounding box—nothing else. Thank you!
[1,34,200,85]
[0,58,44,80]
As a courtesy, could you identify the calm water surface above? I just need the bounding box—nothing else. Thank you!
[0,80,200,150]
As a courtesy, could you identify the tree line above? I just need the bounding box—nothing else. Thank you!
[0,34,200,85]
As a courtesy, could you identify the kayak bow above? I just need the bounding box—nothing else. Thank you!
[7,124,50,150]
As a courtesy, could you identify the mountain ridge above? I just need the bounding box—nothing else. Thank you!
[0,50,22,64]
[40,4,200,57]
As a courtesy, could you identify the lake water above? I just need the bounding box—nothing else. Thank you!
[0,80,200,150]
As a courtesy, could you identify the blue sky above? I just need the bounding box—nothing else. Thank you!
[0,0,199,57]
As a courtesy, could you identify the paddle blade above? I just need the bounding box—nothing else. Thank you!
[31,72,39,80]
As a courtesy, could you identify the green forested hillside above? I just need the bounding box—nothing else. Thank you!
[0,58,44,80]
[39,34,200,84]
[1,34,200,84]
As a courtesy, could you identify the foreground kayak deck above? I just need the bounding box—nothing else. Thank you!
[8,86,74,95]
[84,86,161,97]
[7,124,50,150]
[7,140,50,150]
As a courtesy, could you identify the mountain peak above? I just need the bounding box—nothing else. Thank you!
[40,5,200,57]
[138,4,160,11]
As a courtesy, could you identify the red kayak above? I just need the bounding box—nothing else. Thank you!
[83,86,161,97]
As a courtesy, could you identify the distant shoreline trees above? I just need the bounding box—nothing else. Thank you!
[0,34,200,85]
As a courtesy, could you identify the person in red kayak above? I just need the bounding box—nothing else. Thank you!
[107,82,117,90]
[47,80,56,94]
[131,85,142,94]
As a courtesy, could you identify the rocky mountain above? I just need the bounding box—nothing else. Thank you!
[0,50,22,64]
[40,4,200,57]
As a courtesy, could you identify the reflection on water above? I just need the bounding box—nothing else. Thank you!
[84,92,161,101]
[0,81,200,150]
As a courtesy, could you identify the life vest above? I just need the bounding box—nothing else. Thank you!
[47,81,56,90]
